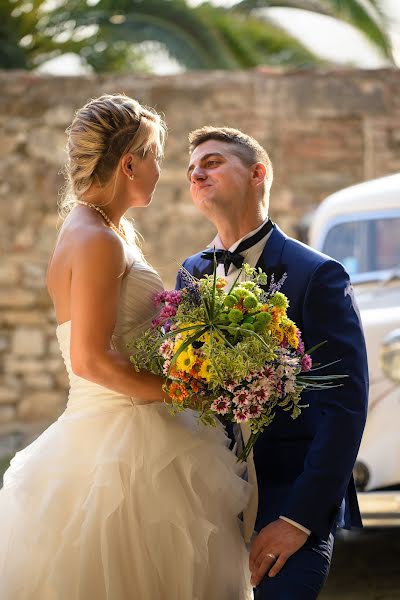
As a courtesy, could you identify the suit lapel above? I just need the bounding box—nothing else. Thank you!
[192,257,215,279]
[256,225,288,288]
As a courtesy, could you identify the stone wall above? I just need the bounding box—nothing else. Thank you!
[1,67,400,442]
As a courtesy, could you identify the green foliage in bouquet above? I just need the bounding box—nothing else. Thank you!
[130,259,346,460]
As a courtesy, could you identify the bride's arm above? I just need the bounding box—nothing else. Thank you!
[69,228,167,404]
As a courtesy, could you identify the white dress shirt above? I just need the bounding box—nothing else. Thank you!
[209,218,311,537]
[208,218,273,289]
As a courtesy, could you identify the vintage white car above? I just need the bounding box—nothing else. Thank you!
[309,173,400,527]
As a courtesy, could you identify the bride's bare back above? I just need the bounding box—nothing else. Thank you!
[46,208,129,328]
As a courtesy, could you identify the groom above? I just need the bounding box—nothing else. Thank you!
[176,127,369,598]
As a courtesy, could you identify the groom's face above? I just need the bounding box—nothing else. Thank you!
[187,140,251,219]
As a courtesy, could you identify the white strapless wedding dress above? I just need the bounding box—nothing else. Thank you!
[0,254,252,600]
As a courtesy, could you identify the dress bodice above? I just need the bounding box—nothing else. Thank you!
[56,249,163,413]
[111,256,164,356]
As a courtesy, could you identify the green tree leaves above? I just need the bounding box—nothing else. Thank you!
[1,0,393,72]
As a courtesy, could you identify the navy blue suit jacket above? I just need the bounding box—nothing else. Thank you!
[176,225,369,540]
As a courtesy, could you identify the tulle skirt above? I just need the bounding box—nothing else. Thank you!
[0,401,252,599]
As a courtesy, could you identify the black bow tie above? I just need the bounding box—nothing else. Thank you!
[201,218,274,276]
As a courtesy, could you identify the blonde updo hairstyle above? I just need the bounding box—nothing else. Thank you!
[60,93,166,245]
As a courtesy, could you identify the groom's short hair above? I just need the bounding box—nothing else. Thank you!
[188,126,273,190]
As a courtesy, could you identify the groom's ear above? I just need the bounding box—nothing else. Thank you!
[250,162,267,188]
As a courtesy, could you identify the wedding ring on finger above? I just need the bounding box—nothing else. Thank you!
[266,552,277,561]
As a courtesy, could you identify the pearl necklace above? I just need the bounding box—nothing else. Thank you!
[76,201,128,243]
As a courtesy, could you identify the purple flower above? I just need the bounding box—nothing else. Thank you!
[260,272,288,302]
[178,267,201,305]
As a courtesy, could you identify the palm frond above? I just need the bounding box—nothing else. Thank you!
[51,0,238,69]
[235,0,393,61]
[2,0,394,72]
[207,6,322,67]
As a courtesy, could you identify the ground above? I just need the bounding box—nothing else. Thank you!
[321,529,400,599]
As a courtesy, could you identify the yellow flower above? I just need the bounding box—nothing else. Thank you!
[174,322,203,353]
[198,330,223,346]
[216,278,227,290]
[270,325,284,343]
[180,322,204,340]
[174,338,184,353]
[176,347,197,373]
[198,358,213,382]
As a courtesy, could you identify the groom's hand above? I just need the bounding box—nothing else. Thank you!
[249,518,308,586]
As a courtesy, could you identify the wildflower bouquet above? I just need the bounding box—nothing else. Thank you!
[129,262,345,461]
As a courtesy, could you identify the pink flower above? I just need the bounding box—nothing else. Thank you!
[296,329,305,355]
[161,305,177,318]
[162,360,171,376]
[254,377,271,390]
[233,408,249,423]
[151,316,164,328]
[211,396,231,415]
[154,291,168,305]
[224,379,238,392]
[248,379,269,394]
[151,304,178,329]
[274,380,284,396]
[233,389,250,407]
[246,404,262,418]
[275,365,285,378]
[154,290,182,306]
[245,370,257,382]
[160,340,174,359]
[165,290,182,306]
[262,366,275,380]
[301,354,312,372]
[252,387,270,404]
[284,380,297,394]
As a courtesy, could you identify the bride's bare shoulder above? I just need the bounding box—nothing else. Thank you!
[62,212,125,262]
[48,213,126,290]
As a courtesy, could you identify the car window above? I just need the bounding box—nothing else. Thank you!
[322,216,400,276]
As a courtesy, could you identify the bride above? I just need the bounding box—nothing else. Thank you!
[0,94,252,599]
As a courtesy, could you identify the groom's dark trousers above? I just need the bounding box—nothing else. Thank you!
[176,224,369,599]
[254,529,335,599]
